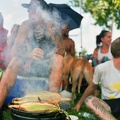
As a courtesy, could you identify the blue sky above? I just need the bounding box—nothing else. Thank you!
[0,0,120,54]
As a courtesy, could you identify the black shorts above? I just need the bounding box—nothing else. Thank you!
[104,98,120,118]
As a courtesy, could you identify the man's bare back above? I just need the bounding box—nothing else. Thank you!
[62,24,75,57]
[63,37,75,56]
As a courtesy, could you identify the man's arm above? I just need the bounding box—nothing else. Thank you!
[74,82,98,111]
[0,20,28,107]
[0,57,22,108]
[11,20,28,57]
[49,54,64,92]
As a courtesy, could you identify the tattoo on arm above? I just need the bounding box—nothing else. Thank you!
[7,58,19,69]
[85,97,116,120]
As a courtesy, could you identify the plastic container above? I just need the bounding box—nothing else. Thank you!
[4,76,49,104]
[78,112,96,120]
[60,90,72,98]
[69,115,78,120]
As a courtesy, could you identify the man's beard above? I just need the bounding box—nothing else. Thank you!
[33,27,46,40]
[29,19,46,40]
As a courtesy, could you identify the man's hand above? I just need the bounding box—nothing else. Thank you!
[73,102,82,112]
[29,48,44,60]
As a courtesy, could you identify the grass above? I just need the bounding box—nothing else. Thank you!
[2,92,96,120]
[3,109,12,120]
[67,93,96,120]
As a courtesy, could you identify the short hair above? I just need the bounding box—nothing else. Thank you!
[111,37,120,58]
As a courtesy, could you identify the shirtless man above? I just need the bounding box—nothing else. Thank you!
[0,0,64,109]
[62,24,75,57]
[62,24,75,90]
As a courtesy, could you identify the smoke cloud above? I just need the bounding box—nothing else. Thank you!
[0,12,3,27]
[3,0,70,99]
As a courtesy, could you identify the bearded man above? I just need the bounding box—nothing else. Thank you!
[0,0,65,110]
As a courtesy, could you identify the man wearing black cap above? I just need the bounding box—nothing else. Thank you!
[0,0,65,110]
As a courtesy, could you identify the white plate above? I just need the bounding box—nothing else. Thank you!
[69,115,78,120]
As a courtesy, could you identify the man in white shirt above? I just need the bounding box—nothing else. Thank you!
[74,37,120,120]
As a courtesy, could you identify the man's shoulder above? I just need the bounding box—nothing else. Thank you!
[68,37,74,41]
[66,38,74,43]
[21,20,29,27]
[97,60,112,69]
[19,20,30,32]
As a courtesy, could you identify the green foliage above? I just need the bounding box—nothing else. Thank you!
[81,48,87,56]
[83,0,120,30]
[69,0,80,7]
[3,109,12,120]
[69,0,120,30]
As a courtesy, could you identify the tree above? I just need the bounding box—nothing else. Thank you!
[69,0,120,31]
[68,0,79,7]
[78,48,87,58]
